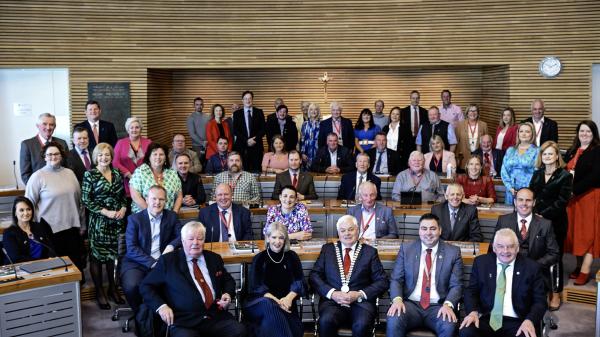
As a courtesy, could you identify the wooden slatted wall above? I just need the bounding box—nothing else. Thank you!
[1,1,599,149]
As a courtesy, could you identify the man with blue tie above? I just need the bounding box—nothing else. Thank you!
[120,185,182,313]
[346,181,396,239]
[459,229,547,337]
[310,215,388,337]
[198,183,252,243]
[387,213,463,337]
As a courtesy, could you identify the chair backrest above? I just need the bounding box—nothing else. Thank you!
[117,233,127,258]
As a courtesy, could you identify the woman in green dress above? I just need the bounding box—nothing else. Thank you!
[82,143,127,309]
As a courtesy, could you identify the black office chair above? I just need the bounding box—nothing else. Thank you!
[111,233,134,333]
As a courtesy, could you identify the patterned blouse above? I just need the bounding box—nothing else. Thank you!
[500,144,538,205]
[300,120,320,169]
[264,203,312,235]
[129,164,182,213]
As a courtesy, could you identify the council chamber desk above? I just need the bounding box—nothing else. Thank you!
[0,257,82,337]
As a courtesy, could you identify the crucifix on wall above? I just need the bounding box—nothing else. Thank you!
[319,72,332,103]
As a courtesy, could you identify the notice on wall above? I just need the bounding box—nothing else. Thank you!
[13,103,32,116]
[87,82,131,138]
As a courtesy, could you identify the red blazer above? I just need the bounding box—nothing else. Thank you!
[494,124,518,152]
[205,119,233,159]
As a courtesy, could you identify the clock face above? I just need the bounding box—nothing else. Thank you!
[539,57,562,78]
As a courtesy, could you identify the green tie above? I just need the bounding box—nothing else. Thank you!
[490,263,509,331]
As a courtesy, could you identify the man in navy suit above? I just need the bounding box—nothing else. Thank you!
[20,112,69,184]
[366,132,401,175]
[337,153,382,201]
[311,133,354,174]
[232,90,265,173]
[310,215,388,337]
[265,104,298,152]
[387,213,463,337]
[66,126,92,185]
[140,221,246,337]
[317,101,354,152]
[346,181,397,239]
[523,99,559,146]
[460,229,547,337]
[431,183,482,242]
[471,134,503,178]
[120,186,182,313]
[73,100,118,151]
[198,183,252,243]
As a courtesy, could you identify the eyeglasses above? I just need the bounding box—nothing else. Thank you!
[45,152,61,157]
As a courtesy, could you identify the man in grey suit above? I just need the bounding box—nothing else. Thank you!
[387,213,464,337]
[431,183,483,242]
[20,113,69,184]
[493,187,559,288]
[272,150,318,200]
[346,181,397,240]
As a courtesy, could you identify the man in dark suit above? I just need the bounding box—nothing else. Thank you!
[140,221,246,337]
[493,188,559,287]
[65,126,92,185]
[399,90,429,158]
[523,99,559,146]
[471,134,503,178]
[311,133,354,174]
[20,112,69,184]
[317,101,354,152]
[387,213,463,337]
[198,183,252,243]
[310,215,389,337]
[366,132,401,175]
[431,183,482,242]
[232,90,265,173]
[460,229,547,337]
[347,181,396,239]
[337,153,382,200]
[120,185,182,313]
[73,100,118,151]
[265,104,298,151]
[272,150,317,200]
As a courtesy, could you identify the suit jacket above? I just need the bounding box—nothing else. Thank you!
[73,119,118,151]
[524,117,559,146]
[2,219,54,263]
[431,201,483,242]
[529,168,572,238]
[198,203,253,243]
[564,145,600,196]
[471,148,504,178]
[400,105,428,134]
[346,203,398,238]
[272,170,318,200]
[494,213,559,269]
[66,148,90,185]
[464,253,547,326]
[121,209,182,273]
[265,116,298,152]
[232,107,266,171]
[389,239,463,307]
[20,136,69,184]
[311,146,354,173]
[140,249,236,329]
[454,120,488,168]
[309,242,388,311]
[337,171,382,200]
[317,117,355,151]
[366,148,401,175]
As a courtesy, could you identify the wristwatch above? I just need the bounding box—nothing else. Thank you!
[357,294,364,303]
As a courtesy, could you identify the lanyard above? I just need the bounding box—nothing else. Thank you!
[229,174,242,191]
[219,210,232,234]
[468,122,478,139]
[411,172,424,188]
[219,155,227,170]
[432,154,442,171]
[361,211,376,237]
[333,119,341,135]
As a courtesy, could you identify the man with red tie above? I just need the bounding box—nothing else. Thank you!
[67,126,93,185]
[471,134,504,178]
[140,221,246,337]
[272,150,318,200]
[387,213,464,337]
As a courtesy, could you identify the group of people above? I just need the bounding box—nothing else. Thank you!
[4,89,599,337]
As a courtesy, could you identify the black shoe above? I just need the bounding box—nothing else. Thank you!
[96,297,111,310]
[109,291,126,305]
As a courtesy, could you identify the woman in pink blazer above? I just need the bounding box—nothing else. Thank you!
[112,117,152,197]
[424,135,457,175]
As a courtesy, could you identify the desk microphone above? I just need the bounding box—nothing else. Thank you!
[31,238,69,272]
[472,241,477,256]
[322,175,329,208]
[1,248,23,283]
[13,160,19,189]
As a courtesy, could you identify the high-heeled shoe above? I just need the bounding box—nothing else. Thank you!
[96,297,111,310]
[574,272,590,286]
[569,267,581,279]
[108,290,126,305]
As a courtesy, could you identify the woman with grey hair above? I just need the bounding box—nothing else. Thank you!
[113,117,152,197]
[244,222,305,337]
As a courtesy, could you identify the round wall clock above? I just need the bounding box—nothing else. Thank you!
[539,56,562,78]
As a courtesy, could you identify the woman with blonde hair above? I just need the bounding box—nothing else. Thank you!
[455,104,488,168]
[500,122,538,204]
[300,102,321,170]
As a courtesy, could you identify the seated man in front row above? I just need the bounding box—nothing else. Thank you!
[309,215,388,337]
[311,132,354,174]
[347,181,397,239]
[459,228,547,337]
[198,183,252,243]
[387,213,463,337]
[431,183,482,242]
[392,151,445,203]
[272,150,318,200]
[337,152,382,201]
[140,221,246,337]
[121,185,182,313]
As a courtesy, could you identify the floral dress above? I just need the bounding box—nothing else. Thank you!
[129,164,182,213]
[500,145,539,204]
[264,203,312,235]
[300,120,320,170]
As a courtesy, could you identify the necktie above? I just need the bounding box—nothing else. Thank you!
[520,219,528,240]
[45,139,50,146]
[451,210,457,231]
[356,175,364,201]
[92,123,99,144]
[221,210,229,241]
[191,258,214,309]
[375,152,383,173]
[413,106,419,136]
[292,173,298,188]
[245,110,252,136]
[484,152,491,176]
[82,149,91,170]
[490,263,509,331]
[343,248,352,276]
[419,248,433,309]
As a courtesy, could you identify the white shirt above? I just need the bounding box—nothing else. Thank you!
[374,150,389,174]
[387,123,399,151]
[289,169,300,183]
[148,211,163,260]
[532,117,545,146]
[495,128,507,150]
[329,149,338,167]
[88,120,99,131]
[37,134,51,144]
[496,258,518,318]
[355,172,367,194]
[187,255,216,302]
[360,206,377,240]
[218,206,236,242]
[517,213,533,233]
[408,243,441,303]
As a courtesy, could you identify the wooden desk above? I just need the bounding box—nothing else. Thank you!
[0,257,82,337]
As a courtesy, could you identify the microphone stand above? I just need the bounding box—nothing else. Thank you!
[1,248,23,283]
[13,160,19,189]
